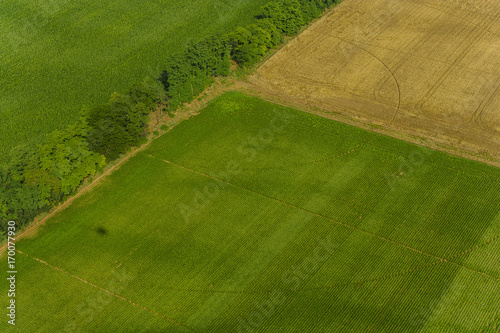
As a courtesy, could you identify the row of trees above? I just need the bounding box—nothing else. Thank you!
[160,0,340,104]
[0,0,340,236]
[0,79,166,233]
[160,36,231,108]
[229,0,339,67]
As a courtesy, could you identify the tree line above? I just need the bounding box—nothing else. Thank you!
[0,0,340,237]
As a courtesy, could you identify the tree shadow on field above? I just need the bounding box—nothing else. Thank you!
[95,227,108,236]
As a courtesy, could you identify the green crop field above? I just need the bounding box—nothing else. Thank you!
[2,92,500,332]
[0,0,272,162]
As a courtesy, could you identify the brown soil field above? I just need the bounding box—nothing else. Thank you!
[250,0,500,163]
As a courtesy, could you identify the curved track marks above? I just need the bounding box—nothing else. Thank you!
[251,0,500,160]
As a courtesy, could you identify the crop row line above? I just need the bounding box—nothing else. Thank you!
[151,156,500,283]
[15,249,196,332]
[112,227,161,272]
[481,312,500,332]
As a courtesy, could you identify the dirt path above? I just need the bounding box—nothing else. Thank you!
[0,78,235,258]
[16,249,196,331]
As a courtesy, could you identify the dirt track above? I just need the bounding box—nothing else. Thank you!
[250,0,500,162]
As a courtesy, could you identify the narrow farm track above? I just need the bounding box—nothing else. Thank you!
[113,227,161,271]
[59,218,500,296]
[0,91,218,259]
[147,154,500,285]
[15,250,197,332]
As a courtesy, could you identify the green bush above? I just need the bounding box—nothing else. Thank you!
[260,0,305,35]
[160,36,231,108]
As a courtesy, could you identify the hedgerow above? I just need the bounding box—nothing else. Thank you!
[0,0,340,238]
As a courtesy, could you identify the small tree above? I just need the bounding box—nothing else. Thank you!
[260,0,305,36]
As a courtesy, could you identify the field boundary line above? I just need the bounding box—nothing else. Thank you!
[300,229,500,291]
[236,81,500,168]
[16,249,196,332]
[113,227,161,271]
[241,77,500,176]
[150,155,500,284]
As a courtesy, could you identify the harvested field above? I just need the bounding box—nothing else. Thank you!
[251,0,500,161]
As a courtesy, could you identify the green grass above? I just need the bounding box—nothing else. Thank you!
[0,0,272,162]
[1,92,500,332]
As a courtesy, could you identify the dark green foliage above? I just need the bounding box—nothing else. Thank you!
[229,19,283,67]
[300,0,323,20]
[188,36,232,77]
[86,92,151,160]
[229,26,266,66]
[260,0,305,35]
[160,36,231,108]
[84,78,166,162]
[23,169,62,203]
[160,56,210,108]
[6,145,37,183]
[256,18,282,46]
[258,0,337,36]
[36,122,105,196]
[160,0,337,99]
[0,118,105,235]
[128,77,167,112]
[230,0,337,67]
[0,146,48,233]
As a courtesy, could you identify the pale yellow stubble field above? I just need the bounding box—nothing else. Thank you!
[251,0,500,159]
